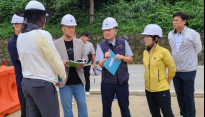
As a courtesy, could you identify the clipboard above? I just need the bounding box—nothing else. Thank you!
[103,50,122,75]
[66,60,86,67]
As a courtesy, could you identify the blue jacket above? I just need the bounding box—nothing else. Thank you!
[8,34,23,89]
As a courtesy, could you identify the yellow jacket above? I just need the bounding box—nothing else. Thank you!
[143,44,176,92]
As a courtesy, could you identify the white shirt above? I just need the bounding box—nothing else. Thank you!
[17,30,66,84]
[175,33,183,52]
[84,41,95,66]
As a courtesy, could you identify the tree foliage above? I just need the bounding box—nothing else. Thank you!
[0,0,204,39]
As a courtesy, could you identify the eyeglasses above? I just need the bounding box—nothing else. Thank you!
[172,20,183,22]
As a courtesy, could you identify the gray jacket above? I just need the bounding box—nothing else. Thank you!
[168,26,202,72]
[54,37,87,88]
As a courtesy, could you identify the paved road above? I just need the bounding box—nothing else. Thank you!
[90,65,204,92]
[6,95,204,117]
[5,65,204,117]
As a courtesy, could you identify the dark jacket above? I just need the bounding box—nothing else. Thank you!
[99,38,129,84]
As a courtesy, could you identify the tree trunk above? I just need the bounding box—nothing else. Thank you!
[89,0,94,24]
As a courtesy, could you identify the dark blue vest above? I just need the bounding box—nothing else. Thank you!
[99,38,129,84]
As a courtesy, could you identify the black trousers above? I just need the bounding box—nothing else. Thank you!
[173,71,196,117]
[101,82,131,117]
[83,66,91,92]
[146,90,175,117]
[18,88,28,117]
[22,78,60,117]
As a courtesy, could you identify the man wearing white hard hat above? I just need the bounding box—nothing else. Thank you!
[8,14,28,117]
[95,17,133,117]
[15,1,66,117]
[142,24,176,117]
[54,14,88,117]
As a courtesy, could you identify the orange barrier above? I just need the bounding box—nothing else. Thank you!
[0,67,20,117]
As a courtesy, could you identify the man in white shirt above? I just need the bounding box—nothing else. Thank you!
[16,1,66,117]
[80,32,96,96]
[168,12,202,117]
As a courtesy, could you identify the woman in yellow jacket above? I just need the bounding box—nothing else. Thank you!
[142,24,176,117]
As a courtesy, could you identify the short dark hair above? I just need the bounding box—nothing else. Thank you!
[173,12,189,21]
[81,32,89,37]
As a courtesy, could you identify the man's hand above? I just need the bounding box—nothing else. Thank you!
[114,54,124,61]
[105,49,111,58]
[63,60,69,67]
[56,79,66,86]
[167,78,173,85]
[93,63,97,68]
[78,64,85,67]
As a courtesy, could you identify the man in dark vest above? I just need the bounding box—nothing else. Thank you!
[95,17,133,117]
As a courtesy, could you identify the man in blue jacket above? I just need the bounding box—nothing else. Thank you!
[8,14,27,117]
[95,17,133,117]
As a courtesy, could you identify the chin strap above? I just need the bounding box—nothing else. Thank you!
[146,36,158,52]
[20,24,23,33]
[39,15,46,30]
[146,42,155,52]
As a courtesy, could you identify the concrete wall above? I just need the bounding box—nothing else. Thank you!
[0,33,204,66]
[88,33,204,65]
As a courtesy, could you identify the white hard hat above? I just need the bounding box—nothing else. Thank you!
[90,68,102,76]
[61,14,77,26]
[141,24,163,38]
[11,14,24,24]
[102,17,118,30]
[16,0,54,17]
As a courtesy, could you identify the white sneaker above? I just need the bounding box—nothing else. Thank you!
[86,92,90,96]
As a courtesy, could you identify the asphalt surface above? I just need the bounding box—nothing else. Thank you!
[5,65,204,117]
[90,65,204,93]
[6,95,204,117]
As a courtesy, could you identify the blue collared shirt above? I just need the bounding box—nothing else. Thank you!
[96,39,133,62]
[8,34,23,89]
[174,33,183,52]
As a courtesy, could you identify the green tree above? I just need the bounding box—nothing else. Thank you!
[41,0,94,24]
